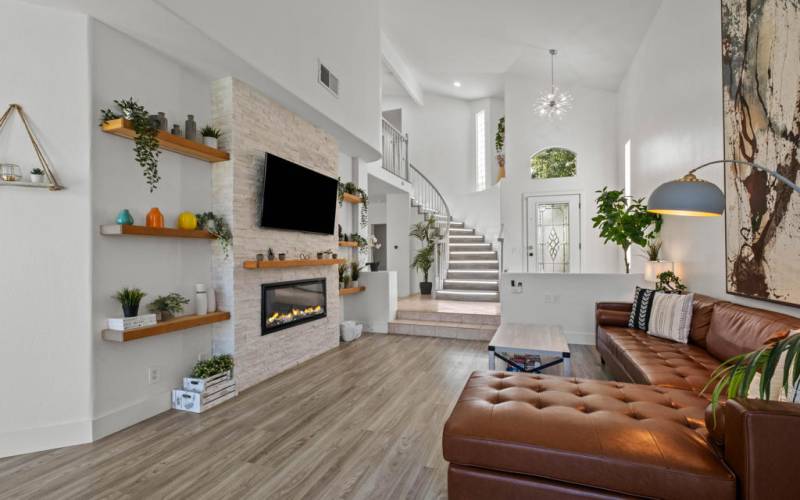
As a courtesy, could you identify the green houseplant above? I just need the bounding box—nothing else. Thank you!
[196,212,232,259]
[350,261,362,287]
[29,167,45,184]
[191,354,234,379]
[100,98,161,192]
[592,187,662,273]
[495,116,505,179]
[409,215,441,295]
[147,292,190,321]
[338,263,348,289]
[200,125,222,149]
[705,333,800,420]
[113,287,146,318]
[337,179,369,227]
[655,271,687,294]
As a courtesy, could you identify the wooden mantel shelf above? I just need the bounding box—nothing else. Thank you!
[341,192,363,204]
[339,286,366,296]
[102,311,230,342]
[100,224,215,239]
[243,258,346,270]
[338,241,358,247]
[101,119,230,163]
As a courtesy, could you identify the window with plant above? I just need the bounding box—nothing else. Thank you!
[530,147,576,179]
[100,98,161,192]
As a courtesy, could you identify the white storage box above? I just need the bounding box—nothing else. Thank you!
[183,370,233,393]
[172,386,237,413]
[340,321,363,342]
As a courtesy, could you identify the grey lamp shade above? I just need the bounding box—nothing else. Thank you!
[647,178,725,217]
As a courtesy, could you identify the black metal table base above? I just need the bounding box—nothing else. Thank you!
[491,351,565,374]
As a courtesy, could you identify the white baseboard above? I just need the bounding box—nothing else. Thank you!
[565,331,595,346]
[92,390,171,441]
[0,420,92,458]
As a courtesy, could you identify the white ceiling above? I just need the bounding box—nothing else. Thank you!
[381,0,663,100]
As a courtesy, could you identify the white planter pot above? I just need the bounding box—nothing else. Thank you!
[351,280,359,288]
[202,136,218,149]
[30,174,45,184]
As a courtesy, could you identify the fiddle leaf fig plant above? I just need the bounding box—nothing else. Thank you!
[592,187,662,273]
[100,98,161,192]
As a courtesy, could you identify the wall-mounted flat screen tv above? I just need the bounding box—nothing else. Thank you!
[259,153,338,235]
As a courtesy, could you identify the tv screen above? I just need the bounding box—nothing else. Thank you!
[259,153,338,235]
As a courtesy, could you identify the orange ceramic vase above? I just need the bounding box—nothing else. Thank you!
[146,207,165,228]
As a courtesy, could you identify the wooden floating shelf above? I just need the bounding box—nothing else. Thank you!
[102,311,230,342]
[243,258,346,270]
[338,241,358,247]
[101,119,230,163]
[339,286,366,296]
[341,193,363,204]
[100,224,215,239]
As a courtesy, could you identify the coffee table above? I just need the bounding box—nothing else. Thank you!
[488,323,571,375]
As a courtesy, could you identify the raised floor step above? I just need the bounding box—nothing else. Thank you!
[435,289,500,302]
[396,309,501,326]
[388,319,496,341]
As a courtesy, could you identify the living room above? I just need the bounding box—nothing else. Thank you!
[1,0,799,498]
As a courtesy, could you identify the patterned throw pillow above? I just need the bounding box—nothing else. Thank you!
[647,293,694,343]
[628,287,657,330]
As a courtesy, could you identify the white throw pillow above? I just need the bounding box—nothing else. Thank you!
[647,292,694,343]
[748,329,799,403]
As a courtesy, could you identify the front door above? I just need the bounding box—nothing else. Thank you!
[525,194,581,273]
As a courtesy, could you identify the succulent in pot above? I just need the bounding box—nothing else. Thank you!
[29,167,46,184]
[147,292,190,321]
[113,287,146,318]
[200,125,223,149]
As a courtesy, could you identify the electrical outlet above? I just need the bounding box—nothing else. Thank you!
[147,367,160,385]
[512,281,523,294]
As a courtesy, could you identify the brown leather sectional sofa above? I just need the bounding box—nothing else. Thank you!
[443,295,800,499]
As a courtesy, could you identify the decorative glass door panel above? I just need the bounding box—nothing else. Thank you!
[526,195,581,273]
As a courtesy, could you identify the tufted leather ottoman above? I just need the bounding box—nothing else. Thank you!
[443,371,735,500]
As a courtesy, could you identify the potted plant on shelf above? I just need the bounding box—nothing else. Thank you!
[196,212,232,258]
[592,187,662,273]
[114,287,146,318]
[100,98,161,192]
[29,167,45,184]
[350,262,362,288]
[200,126,222,149]
[147,292,190,321]
[410,215,441,295]
[338,263,348,289]
[337,179,369,227]
[495,116,506,181]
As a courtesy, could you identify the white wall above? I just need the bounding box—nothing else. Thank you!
[385,192,411,297]
[617,0,798,317]
[382,94,473,207]
[90,21,216,439]
[161,0,382,154]
[0,0,93,457]
[503,75,621,273]
[501,273,647,345]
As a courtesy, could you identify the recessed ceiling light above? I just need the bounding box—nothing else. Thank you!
[453,81,462,88]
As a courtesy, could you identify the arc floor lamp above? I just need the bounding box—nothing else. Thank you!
[647,159,800,217]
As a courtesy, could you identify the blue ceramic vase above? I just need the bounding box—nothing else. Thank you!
[116,209,134,225]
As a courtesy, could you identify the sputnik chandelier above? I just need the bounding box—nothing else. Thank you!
[535,49,573,119]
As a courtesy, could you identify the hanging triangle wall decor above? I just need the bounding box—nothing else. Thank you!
[0,103,64,190]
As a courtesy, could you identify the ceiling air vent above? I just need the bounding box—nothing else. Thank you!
[318,61,339,97]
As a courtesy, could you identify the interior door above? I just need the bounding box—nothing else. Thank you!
[525,194,581,273]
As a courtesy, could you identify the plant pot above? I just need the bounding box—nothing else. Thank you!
[155,311,174,322]
[30,174,45,184]
[203,136,218,149]
[317,252,324,259]
[339,282,344,290]
[351,280,359,288]
[122,303,140,318]
[368,262,379,272]
[419,282,433,295]
[278,253,286,261]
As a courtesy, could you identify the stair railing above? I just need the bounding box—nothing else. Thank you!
[380,118,451,294]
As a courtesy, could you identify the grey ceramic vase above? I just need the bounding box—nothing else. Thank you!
[157,112,168,131]
[171,124,182,136]
[185,114,197,142]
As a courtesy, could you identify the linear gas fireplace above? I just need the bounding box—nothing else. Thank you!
[261,278,327,335]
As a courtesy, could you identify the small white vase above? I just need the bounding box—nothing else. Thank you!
[202,136,218,149]
[30,174,45,184]
[351,280,359,288]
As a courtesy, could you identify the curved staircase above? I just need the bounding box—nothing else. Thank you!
[438,218,500,302]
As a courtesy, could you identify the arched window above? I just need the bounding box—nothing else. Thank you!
[530,147,576,179]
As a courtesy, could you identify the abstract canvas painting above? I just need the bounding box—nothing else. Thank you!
[722,0,800,307]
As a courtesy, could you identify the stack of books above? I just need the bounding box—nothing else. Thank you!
[106,314,157,331]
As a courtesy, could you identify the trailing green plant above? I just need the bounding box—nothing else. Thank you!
[592,187,662,273]
[655,271,687,294]
[643,239,663,261]
[200,125,222,139]
[191,354,234,379]
[196,212,232,258]
[337,179,369,227]
[100,98,161,192]
[338,263,348,284]
[409,215,441,283]
[30,167,44,175]
[704,333,800,423]
[350,261,362,282]
[495,116,505,154]
[147,292,190,315]
[113,287,146,308]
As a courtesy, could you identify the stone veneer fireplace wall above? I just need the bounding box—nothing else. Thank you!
[211,77,341,391]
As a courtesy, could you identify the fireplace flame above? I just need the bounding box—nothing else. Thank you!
[267,305,323,325]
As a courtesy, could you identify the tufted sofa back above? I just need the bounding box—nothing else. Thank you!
[706,302,800,361]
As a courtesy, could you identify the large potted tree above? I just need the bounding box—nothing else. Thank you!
[409,215,441,295]
[592,187,662,273]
